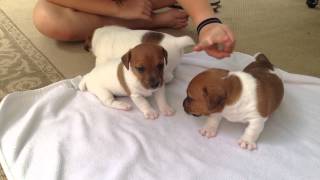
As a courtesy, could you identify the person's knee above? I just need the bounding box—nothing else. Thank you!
[33,2,80,41]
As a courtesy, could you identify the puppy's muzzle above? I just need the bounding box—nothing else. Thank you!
[183,98,201,117]
[149,78,160,89]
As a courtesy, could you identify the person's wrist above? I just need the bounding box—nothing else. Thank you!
[197,17,222,35]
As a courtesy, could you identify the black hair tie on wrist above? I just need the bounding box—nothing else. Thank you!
[197,17,223,34]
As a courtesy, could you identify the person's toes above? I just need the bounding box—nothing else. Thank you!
[171,20,188,28]
[179,19,189,25]
[151,9,189,29]
[175,21,187,28]
[175,10,188,18]
[174,21,188,29]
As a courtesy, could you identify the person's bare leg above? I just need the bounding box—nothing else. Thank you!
[33,0,188,41]
[150,0,177,9]
[148,0,189,29]
[115,9,188,30]
[33,0,108,41]
[113,0,188,30]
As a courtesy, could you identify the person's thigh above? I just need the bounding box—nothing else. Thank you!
[33,0,183,41]
[33,0,106,41]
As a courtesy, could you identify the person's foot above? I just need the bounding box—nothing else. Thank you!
[152,9,188,29]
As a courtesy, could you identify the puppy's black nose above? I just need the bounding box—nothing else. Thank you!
[183,99,189,113]
[183,99,187,107]
[192,113,201,117]
[150,78,160,89]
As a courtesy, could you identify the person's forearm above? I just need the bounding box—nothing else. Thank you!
[176,0,215,25]
[47,0,119,17]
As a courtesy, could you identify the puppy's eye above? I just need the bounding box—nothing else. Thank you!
[136,66,145,73]
[157,64,164,71]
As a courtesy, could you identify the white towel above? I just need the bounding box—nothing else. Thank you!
[0,52,320,180]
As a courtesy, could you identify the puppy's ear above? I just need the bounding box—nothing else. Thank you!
[162,47,168,65]
[121,50,131,70]
[203,87,226,112]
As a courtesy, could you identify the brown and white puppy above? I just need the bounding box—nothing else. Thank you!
[89,25,195,83]
[183,53,284,150]
[79,43,175,120]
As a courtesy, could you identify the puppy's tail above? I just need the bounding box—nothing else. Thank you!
[253,52,274,70]
[78,76,87,91]
[176,35,195,48]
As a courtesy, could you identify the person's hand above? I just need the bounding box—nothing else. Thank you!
[115,0,152,20]
[193,23,235,59]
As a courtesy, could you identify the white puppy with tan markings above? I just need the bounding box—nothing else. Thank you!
[85,25,195,83]
[183,53,284,150]
[79,43,174,120]
[81,26,194,119]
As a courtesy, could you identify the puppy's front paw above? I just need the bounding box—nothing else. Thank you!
[238,139,257,151]
[110,101,132,111]
[143,109,159,120]
[199,126,218,138]
[160,105,175,116]
[164,73,174,83]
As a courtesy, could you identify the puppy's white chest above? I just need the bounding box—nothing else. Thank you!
[124,73,156,97]
[223,103,258,123]
[130,85,154,97]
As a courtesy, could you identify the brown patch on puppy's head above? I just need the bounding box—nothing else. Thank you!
[183,68,242,116]
[121,43,167,90]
